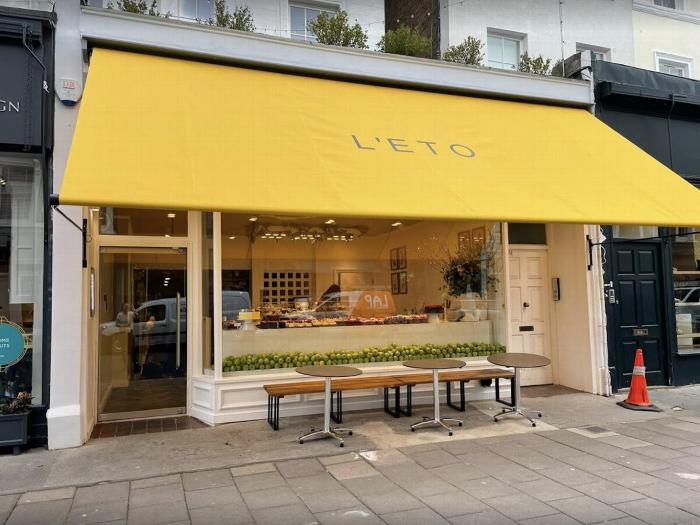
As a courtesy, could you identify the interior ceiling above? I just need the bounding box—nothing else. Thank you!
[221,214,418,238]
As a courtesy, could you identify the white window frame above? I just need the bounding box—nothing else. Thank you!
[653,0,685,10]
[655,51,693,77]
[576,43,611,62]
[289,2,340,42]
[178,0,213,21]
[486,30,524,71]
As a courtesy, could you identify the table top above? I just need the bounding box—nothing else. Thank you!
[487,353,551,369]
[295,365,363,378]
[402,358,466,370]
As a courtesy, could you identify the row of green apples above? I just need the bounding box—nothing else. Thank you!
[222,342,506,372]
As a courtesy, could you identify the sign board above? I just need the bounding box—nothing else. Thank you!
[351,290,396,318]
[0,36,44,147]
[0,318,29,371]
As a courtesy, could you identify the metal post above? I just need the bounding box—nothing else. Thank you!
[433,368,440,421]
[175,292,181,370]
[324,376,331,433]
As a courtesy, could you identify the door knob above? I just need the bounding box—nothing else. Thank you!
[523,302,530,308]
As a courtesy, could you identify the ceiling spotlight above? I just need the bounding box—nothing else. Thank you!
[249,217,258,222]
[167,213,176,218]
[90,207,100,212]
[325,219,335,225]
[392,221,402,227]
[228,236,236,240]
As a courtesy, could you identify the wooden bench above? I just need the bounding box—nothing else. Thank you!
[264,367,515,430]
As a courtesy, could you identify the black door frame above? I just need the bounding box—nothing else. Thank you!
[603,227,673,391]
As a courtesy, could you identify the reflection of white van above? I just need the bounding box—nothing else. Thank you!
[223,291,252,321]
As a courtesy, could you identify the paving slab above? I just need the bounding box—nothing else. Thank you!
[250,502,318,525]
[241,485,300,511]
[130,474,181,490]
[314,506,383,525]
[614,498,699,525]
[457,476,521,499]
[5,499,72,525]
[482,493,557,521]
[326,460,379,481]
[189,501,253,525]
[126,500,189,525]
[419,490,488,517]
[381,506,451,525]
[448,510,517,524]
[65,500,128,525]
[229,463,276,477]
[276,458,325,479]
[182,469,233,491]
[18,487,75,504]
[233,471,287,494]
[73,482,129,507]
[296,488,361,514]
[547,495,625,524]
[571,480,645,505]
[129,482,185,508]
[515,478,581,502]
[184,485,244,509]
[354,487,424,515]
[517,514,582,525]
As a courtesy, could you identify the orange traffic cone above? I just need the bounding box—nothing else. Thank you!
[617,349,662,412]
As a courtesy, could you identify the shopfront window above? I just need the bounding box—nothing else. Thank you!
[99,208,187,237]
[0,156,44,401]
[219,214,506,374]
[672,228,700,354]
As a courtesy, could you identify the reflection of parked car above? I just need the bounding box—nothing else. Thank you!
[675,287,700,308]
[223,291,252,321]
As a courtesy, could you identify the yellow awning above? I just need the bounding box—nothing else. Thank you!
[60,48,700,226]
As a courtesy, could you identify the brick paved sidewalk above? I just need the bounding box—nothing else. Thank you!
[4,412,700,525]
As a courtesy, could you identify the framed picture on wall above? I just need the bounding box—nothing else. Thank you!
[472,226,486,247]
[390,248,398,270]
[458,230,471,250]
[391,272,400,295]
[399,271,408,294]
[397,246,407,269]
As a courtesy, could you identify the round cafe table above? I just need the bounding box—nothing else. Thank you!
[403,358,465,436]
[295,365,362,447]
[487,352,551,427]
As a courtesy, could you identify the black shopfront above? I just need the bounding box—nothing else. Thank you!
[0,6,55,446]
[593,60,700,390]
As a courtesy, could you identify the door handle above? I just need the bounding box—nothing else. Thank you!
[523,302,530,308]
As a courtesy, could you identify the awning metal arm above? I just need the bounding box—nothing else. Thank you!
[50,197,88,268]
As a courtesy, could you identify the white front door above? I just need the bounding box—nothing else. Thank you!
[509,248,553,385]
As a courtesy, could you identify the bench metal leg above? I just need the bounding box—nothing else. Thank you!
[383,387,402,418]
[446,380,467,412]
[495,377,515,408]
[402,385,413,416]
[267,395,281,431]
[331,391,343,424]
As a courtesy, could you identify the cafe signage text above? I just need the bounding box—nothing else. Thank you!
[351,135,476,158]
[0,318,27,370]
[0,99,20,112]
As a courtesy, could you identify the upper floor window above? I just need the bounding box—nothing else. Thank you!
[291,3,337,42]
[487,32,521,71]
[180,0,213,20]
[654,0,684,9]
[576,44,610,62]
[656,52,692,77]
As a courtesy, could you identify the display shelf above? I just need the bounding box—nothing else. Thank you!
[223,320,492,357]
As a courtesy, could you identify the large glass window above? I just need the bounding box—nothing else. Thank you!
[672,228,700,354]
[290,4,336,42]
[0,156,44,402]
[219,214,505,374]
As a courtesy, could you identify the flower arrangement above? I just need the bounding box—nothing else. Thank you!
[431,231,499,297]
[0,392,32,415]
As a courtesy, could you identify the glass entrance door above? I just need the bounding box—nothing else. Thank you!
[98,247,187,421]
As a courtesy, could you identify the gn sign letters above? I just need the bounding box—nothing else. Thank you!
[351,135,476,158]
[0,100,20,112]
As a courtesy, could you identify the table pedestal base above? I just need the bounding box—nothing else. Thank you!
[411,417,462,436]
[299,427,353,447]
[493,407,542,427]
